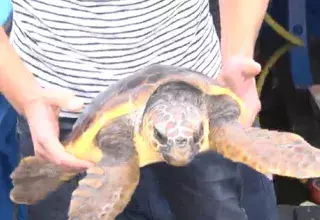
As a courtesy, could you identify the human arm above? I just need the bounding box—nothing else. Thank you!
[0,27,44,113]
[0,27,93,169]
[217,0,270,126]
[219,0,270,59]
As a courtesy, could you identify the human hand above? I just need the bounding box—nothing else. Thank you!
[217,55,262,127]
[23,88,94,170]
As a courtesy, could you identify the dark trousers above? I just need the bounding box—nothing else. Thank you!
[0,95,27,220]
[17,116,278,220]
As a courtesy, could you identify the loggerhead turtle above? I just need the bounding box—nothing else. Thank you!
[9,64,320,220]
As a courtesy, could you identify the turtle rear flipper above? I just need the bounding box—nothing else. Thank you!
[10,156,77,204]
[209,124,320,179]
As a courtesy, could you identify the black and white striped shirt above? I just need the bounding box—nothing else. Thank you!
[10,0,221,118]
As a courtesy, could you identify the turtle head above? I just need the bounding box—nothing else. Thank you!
[144,102,204,166]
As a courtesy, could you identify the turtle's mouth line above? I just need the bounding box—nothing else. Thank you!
[162,153,195,167]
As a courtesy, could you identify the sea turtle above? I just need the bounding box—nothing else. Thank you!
[9,64,320,220]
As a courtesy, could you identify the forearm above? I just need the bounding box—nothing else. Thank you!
[219,0,270,60]
[0,27,42,114]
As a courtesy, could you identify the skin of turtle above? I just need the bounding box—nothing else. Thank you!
[9,64,320,220]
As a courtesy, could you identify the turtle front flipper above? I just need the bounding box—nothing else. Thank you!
[68,116,140,220]
[10,156,78,204]
[69,153,139,220]
[209,123,320,179]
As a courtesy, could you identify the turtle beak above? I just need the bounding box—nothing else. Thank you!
[161,139,199,166]
[162,153,196,167]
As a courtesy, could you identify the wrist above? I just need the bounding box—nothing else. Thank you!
[16,86,45,116]
[219,55,246,81]
[220,41,255,64]
[22,91,49,121]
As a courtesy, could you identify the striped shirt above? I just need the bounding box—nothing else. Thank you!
[10,0,221,118]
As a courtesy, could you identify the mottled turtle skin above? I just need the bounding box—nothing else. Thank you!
[10,65,320,220]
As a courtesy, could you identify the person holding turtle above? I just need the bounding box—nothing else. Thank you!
[0,0,276,220]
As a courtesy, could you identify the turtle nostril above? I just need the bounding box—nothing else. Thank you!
[175,138,187,146]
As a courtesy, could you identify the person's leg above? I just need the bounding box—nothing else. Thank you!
[0,95,27,220]
[153,152,249,220]
[239,119,279,220]
[239,164,279,220]
[116,167,173,220]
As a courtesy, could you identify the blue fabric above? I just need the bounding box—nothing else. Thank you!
[0,0,13,26]
[0,95,28,220]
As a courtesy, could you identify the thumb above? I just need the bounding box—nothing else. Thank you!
[42,88,85,111]
[241,58,261,77]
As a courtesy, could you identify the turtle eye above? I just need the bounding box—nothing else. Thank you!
[154,128,167,143]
